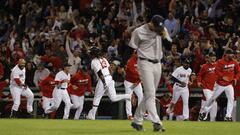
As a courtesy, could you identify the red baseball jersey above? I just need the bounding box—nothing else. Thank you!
[39,74,56,98]
[215,57,240,86]
[125,54,141,83]
[68,70,92,96]
[197,63,217,90]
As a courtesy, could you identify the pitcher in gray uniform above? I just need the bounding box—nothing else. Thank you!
[129,15,172,132]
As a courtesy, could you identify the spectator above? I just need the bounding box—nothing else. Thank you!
[33,63,50,87]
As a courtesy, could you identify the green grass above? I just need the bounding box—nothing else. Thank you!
[0,119,240,135]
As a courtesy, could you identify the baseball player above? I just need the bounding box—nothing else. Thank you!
[9,59,34,118]
[68,66,92,120]
[86,46,131,120]
[199,49,240,121]
[129,15,172,132]
[197,52,218,121]
[167,59,192,120]
[38,70,57,116]
[124,51,143,120]
[45,63,73,119]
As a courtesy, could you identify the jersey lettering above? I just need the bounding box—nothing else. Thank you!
[100,59,107,68]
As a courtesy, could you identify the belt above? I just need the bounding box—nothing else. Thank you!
[104,74,111,77]
[139,57,159,64]
[176,83,185,88]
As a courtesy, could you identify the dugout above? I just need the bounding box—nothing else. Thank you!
[0,87,239,121]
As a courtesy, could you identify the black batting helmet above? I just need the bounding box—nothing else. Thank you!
[89,46,101,57]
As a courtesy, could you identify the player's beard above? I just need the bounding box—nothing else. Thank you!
[183,65,189,70]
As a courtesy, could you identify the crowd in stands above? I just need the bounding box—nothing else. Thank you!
[0,0,240,120]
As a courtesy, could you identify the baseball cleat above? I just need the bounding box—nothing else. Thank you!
[10,110,18,118]
[224,117,232,122]
[198,113,206,121]
[131,122,144,131]
[153,123,165,132]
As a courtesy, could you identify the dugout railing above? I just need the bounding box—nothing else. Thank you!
[0,87,239,121]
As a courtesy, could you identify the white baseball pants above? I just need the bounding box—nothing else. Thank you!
[42,96,53,113]
[70,94,84,120]
[46,88,73,119]
[200,89,217,121]
[10,85,34,113]
[87,76,131,120]
[124,80,143,117]
[171,84,189,120]
[203,83,234,118]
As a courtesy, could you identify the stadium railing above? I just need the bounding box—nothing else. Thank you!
[1,87,239,120]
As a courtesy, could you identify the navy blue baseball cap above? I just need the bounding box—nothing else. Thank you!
[151,15,164,28]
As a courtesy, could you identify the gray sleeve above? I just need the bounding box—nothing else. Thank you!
[129,29,140,49]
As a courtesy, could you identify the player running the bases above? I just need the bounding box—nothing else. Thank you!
[86,46,131,120]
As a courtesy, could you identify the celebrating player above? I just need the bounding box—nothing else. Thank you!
[197,52,218,121]
[199,49,240,121]
[38,69,57,117]
[68,65,92,120]
[9,59,34,118]
[167,58,192,121]
[45,63,73,119]
[86,46,131,120]
[124,51,143,120]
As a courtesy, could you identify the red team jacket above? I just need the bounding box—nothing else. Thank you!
[68,70,92,96]
[125,54,141,83]
[215,57,240,86]
[39,74,56,98]
[197,63,217,90]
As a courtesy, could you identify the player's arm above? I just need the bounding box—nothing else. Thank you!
[171,75,184,85]
[233,62,240,85]
[129,30,140,49]
[97,70,107,87]
[13,71,25,87]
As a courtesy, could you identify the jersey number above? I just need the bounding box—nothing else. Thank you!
[100,59,107,68]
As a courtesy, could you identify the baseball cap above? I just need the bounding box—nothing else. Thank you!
[63,63,72,67]
[151,15,164,29]
[208,51,216,57]
[112,60,120,66]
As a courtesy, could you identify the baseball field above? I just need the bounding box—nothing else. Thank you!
[0,119,239,135]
